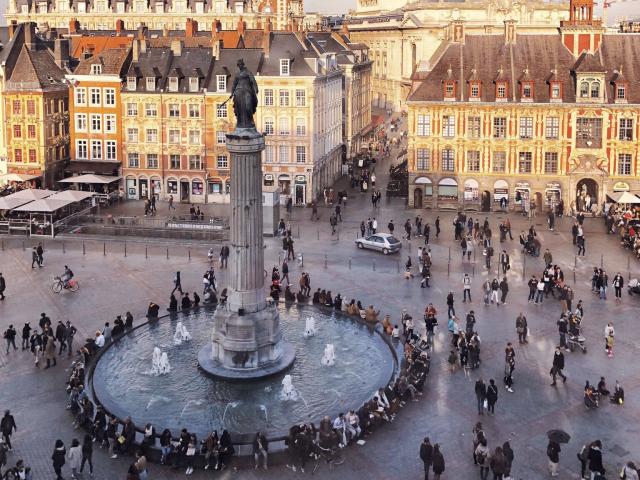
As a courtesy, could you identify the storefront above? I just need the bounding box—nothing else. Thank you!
[493,180,509,203]
[150,177,161,200]
[167,178,178,198]
[463,179,480,204]
[138,177,149,199]
[278,174,291,196]
[294,175,307,205]
[544,181,562,207]
[126,176,137,199]
[414,177,433,208]
[514,181,531,207]
[437,178,458,202]
[191,178,204,201]
[263,174,275,188]
[208,178,224,195]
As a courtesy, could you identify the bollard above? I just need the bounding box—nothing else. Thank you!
[145,246,148,259]
[166,247,169,260]
[448,247,451,262]
[82,242,85,255]
[317,230,320,241]
[373,259,376,271]
[22,240,25,251]
[124,242,127,257]
[103,242,106,256]
[472,265,475,277]
[349,258,352,270]
[600,254,603,269]
[396,261,400,274]
[324,254,327,269]
[337,230,340,241]
[447,262,450,277]
[63,241,65,254]
[188,248,191,261]
[1,239,4,251]
[628,255,631,281]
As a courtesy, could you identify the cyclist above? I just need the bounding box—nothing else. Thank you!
[60,265,74,288]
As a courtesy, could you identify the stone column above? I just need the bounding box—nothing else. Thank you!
[226,129,266,314]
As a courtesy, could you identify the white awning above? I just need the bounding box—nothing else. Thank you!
[3,189,56,201]
[494,179,508,189]
[464,178,479,188]
[58,174,122,185]
[0,197,34,210]
[51,190,95,202]
[438,177,458,186]
[607,191,640,204]
[415,177,432,185]
[0,173,40,183]
[13,198,75,212]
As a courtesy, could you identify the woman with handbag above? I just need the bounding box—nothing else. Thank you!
[184,433,198,475]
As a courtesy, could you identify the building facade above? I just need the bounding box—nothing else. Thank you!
[407,3,640,213]
[5,0,303,33]
[347,0,569,111]
[1,23,70,188]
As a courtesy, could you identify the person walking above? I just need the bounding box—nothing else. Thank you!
[490,446,507,480]
[516,313,528,344]
[613,273,624,300]
[446,292,455,318]
[80,433,94,476]
[0,272,5,300]
[65,321,77,357]
[475,378,487,415]
[587,440,605,479]
[420,437,434,480]
[281,260,290,287]
[4,325,17,354]
[503,441,514,479]
[171,271,183,295]
[432,444,445,480]
[476,438,490,480]
[535,277,545,304]
[330,214,338,235]
[577,235,586,256]
[557,315,568,350]
[37,242,45,266]
[310,201,318,221]
[219,245,229,269]
[500,250,510,274]
[52,439,66,480]
[463,274,472,302]
[490,279,500,305]
[604,322,615,353]
[21,322,31,350]
[1,411,16,451]
[68,438,82,479]
[44,334,57,368]
[435,216,440,238]
[499,277,509,305]
[486,379,498,415]
[550,347,567,386]
[31,247,40,268]
[253,431,268,470]
[168,194,176,210]
[547,440,561,477]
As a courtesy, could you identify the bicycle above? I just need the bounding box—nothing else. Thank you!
[312,443,344,475]
[51,276,79,293]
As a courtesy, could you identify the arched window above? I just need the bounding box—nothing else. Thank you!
[580,82,589,98]
[590,81,600,98]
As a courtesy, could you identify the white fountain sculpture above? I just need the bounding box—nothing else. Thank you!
[280,374,298,401]
[321,343,336,366]
[173,322,192,345]
[303,316,316,338]
[151,347,171,375]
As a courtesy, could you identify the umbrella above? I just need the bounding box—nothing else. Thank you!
[547,429,571,444]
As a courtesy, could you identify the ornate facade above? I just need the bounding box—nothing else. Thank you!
[347,0,569,111]
[406,2,640,213]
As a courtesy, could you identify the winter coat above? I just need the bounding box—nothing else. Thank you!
[490,452,507,474]
[420,442,433,465]
[587,446,604,473]
[52,446,66,468]
[68,445,82,470]
[432,451,445,474]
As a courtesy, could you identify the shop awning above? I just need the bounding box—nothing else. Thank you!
[5,189,56,201]
[0,197,34,210]
[0,173,40,183]
[607,191,640,204]
[51,190,95,202]
[14,198,75,212]
[59,174,122,185]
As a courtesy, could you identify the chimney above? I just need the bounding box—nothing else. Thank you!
[115,19,124,34]
[140,38,147,54]
[212,37,223,58]
[8,20,16,40]
[186,18,198,37]
[137,23,146,40]
[170,39,182,56]
[132,39,139,62]
[237,16,245,34]
[213,19,222,33]
[262,19,271,56]
[504,19,517,45]
[69,18,79,34]
[54,37,70,69]
[163,25,169,37]
[341,20,349,36]
[451,19,465,44]
[25,22,35,50]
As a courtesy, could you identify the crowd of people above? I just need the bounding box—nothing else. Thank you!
[606,204,640,259]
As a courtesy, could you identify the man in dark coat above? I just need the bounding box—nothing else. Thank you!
[0,273,5,300]
[0,410,17,450]
[55,321,67,355]
[588,440,605,478]
[550,347,567,386]
[420,437,434,480]
[475,378,487,415]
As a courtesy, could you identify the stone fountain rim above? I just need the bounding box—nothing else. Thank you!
[85,302,400,444]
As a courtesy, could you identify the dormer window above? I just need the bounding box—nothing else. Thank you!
[616,84,626,100]
[444,81,455,100]
[578,77,603,101]
[91,64,102,75]
[127,76,136,91]
[216,75,226,92]
[146,77,156,92]
[496,82,507,101]
[550,82,562,101]
[189,77,199,93]
[469,82,481,100]
[168,77,178,92]
[590,82,600,98]
[280,59,290,76]
[521,82,533,101]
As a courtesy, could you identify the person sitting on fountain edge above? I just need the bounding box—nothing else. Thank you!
[147,302,159,319]
[192,292,200,307]
[181,293,192,310]
[168,294,178,312]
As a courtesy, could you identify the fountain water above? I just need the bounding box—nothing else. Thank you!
[280,374,298,401]
[258,404,268,426]
[173,322,192,345]
[151,347,171,375]
[321,344,336,366]
[303,316,316,338]
[222,401,240,424]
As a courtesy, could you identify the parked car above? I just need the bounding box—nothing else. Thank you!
[355,233,402,255]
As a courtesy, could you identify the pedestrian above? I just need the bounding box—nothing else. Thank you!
[435,216,440,238]
[0,272,5,300]
[424,223,431,244]
[372,218,378,234]
[360,221,366,238]
[4,325,17,354]
[485,245,494,269]
[604,322,615,354]
[475,378,487,415]
[310,201,318,221]
[253,431,268,470]
[543,249,553,268]
[547,440,561,477]
[80,433,93,476]
[168,194,176,210]
[620,462,640,480]
[613,272,624,300]
[503,441,514,478]
[486,379,498,415]
[55,321,67,355]
[31,247,40,268]
[490,446,507,479]
[550,346,567,386]
[171,271,183,295]
[476,438,490,480]
[490,278,500,305]
[463,274,472,302]
[65,321,77,357]
[499,277,509,304]
[37,242,44,266]
[446,292,455,317]
[535,277,545,304]
[44,335,57,368]
[515,313,528,344]
[500,250,510,274]
[432,444,445,480]
[68,438,82,479]
[483,279,491,306]
[219,245,229,269]
[577,442,591,479]
[420,436,434,480]
[135,450,148,479]
[388,220,395,234]
[0,411,16,451]
[330,214,338,235]
[52,439,66,480]
[577,235,586,256]
[21,322,31,350]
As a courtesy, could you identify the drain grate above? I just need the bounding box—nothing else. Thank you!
[610,444,630,457]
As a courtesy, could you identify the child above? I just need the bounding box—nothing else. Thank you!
[606,334,614,357]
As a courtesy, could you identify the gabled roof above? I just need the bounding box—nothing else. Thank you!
[74,47,131,75]
[572,51,606,73]
[5,43,67,92]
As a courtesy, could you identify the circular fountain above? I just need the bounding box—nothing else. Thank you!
[91,305,396,438]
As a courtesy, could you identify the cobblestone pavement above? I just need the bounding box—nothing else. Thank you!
[1,142,640,479]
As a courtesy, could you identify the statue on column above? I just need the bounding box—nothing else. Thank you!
[229,59,259,130]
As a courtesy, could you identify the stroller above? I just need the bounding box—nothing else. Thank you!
[566,319,587,354]
[628,278,640,296]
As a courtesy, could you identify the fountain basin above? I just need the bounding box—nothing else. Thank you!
[91,304,397,438]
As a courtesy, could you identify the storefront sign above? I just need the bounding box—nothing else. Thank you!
[295,175,307,184]
[613,181,630,192]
